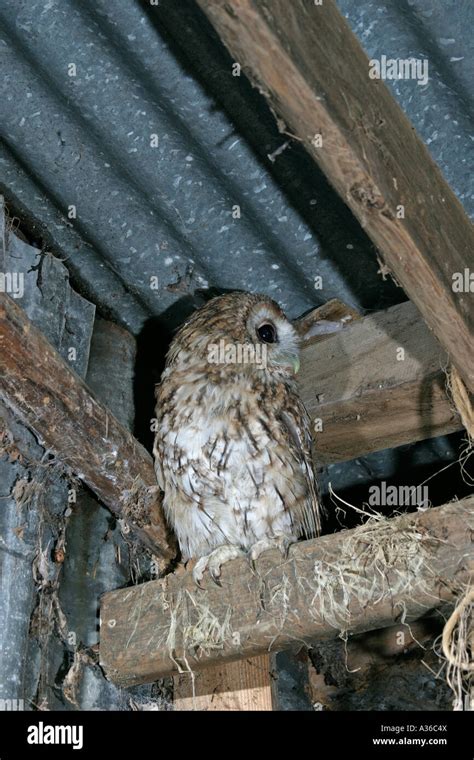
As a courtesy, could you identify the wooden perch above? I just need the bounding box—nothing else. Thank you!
[100,496,474,686]
[0,293,176,560]
[299,301,462,463]
[196,0,474,393]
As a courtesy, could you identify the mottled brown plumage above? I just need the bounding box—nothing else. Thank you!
[153,292,320,583]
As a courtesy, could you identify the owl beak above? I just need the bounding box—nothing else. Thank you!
[272,352,300,375]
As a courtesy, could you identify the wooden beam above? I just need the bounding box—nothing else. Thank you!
[294,297,361,342]
[100,496,474,686]
[298,301,461,463]
[173,655,275,710]
[0,293,176,561]
[196,0,474,392]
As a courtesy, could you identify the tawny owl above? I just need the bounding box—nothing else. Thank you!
[153,292,320,585]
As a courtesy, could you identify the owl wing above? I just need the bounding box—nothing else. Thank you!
[279,400,321,538]
[152,384,165,492]
[152,437,165,492]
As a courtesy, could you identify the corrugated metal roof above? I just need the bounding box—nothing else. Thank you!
[341,0,473,219]
[1,1,472,335]
[0,1,471,335]
[0,0,408,336]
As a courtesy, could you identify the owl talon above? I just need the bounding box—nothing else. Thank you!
[279,537,294,559]
[250,536,296,562]
[192,545,245,587]
[194,574,205,590]
[209,570,222,587]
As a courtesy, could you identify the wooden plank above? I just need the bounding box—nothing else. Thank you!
[100,496,474,686]
[295,297,361,342]
[196,0,474,393]
[0,293,176,560]
[298,301,461,463]
[173,655,274,711]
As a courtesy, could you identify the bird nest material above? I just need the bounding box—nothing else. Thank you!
[295,508,436,632]
[164,588,236,670]
[441,588,474,710]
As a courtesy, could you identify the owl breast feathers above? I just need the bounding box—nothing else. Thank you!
[153,292,320,583]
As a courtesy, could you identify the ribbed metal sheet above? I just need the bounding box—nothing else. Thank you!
[0,0,405,335]
[341,0,473,217]
[0,0,471,337]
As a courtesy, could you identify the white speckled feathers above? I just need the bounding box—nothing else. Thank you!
[153,292,320,565]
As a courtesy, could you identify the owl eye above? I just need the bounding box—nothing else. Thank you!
[257,323,277,343]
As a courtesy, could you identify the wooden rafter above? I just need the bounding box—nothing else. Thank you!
[0,293,176,560]
[100,497,474,686]
[299,300,462,463]
[196,0,474,393]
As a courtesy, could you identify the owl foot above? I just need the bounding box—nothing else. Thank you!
[192,544,245,587]
[249,536,296,563]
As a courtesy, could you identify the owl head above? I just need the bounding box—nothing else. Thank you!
[166,292,300,379]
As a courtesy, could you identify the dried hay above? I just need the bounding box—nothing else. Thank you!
[441,587,474,710]
[446,365,474,487]
[295,486,438,632]
[151,486,441,677]
[150,588,237,708]
[163,588,235,672]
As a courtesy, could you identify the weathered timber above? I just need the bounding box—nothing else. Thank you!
[295,297,361,342]
[173,655,275,710]
[0,293,176,560]
[100,497,474,686]
[196,0,474,392]
[298,301,461,463]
